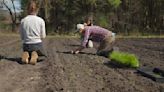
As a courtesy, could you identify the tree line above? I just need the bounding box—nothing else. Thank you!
[19,0,164,35]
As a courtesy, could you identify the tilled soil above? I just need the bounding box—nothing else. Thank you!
[0,35,163,92]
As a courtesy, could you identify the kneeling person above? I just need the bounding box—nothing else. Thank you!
[72,24,115,57]
[19,1,46,65]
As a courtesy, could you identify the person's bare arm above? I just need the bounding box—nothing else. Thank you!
[71,46,85,54]
[71,28,90,54]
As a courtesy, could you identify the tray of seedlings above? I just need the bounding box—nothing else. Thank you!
[137,67,164,83]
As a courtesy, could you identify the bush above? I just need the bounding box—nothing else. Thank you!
[98,16,108,28]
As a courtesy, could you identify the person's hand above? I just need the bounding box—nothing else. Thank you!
[74,50,80,54]
[71,50,79,54]
[71,50,74,54]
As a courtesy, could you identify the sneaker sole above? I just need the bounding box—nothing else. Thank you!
[30,51,38,65]
[21,52,29,64]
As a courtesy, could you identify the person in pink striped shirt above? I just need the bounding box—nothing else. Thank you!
[71,24,115,57]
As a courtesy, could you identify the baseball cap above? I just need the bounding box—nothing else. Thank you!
[77,24,84,30]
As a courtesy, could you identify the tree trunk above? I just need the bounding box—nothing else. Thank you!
[3,0,17,32]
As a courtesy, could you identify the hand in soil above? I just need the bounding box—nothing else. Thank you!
[75,50,80,54]
[71,50,74,54]
[71,50,79,54]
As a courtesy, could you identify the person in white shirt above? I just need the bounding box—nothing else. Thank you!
[19,1,46,65]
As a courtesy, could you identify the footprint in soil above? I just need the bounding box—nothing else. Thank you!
[46,87,64,92]
[0,55,6,60]
[46,87,54,92]
[160,88,164,92]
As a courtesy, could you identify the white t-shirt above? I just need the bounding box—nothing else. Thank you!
[19,15,46,44]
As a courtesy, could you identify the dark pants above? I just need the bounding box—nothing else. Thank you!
[23,42,47,57]
[96,35,115,57]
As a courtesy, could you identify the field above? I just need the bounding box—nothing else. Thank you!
[0,35,163,92]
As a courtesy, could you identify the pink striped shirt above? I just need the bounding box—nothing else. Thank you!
[82,26,112,47]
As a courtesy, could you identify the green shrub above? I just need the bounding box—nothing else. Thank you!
[109,51,139,68]
[99,16,108,28]
[107,0,121,8]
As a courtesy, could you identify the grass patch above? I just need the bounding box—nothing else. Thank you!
[0,32,79,39]
[117,35,164,38]
[109,51,139,68]
[0,20,12,31]
[0,31,163,39]
[0,23,11,30]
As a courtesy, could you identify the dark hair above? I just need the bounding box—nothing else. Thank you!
[27,0,38,14]
[84,16,93,26]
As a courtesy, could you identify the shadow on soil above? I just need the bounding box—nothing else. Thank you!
[56,51,96,55]
[68,44,81,47]
[0,55,22,64]
[0,55,45,65]
[104,61,134,69]
[63,44,81,47]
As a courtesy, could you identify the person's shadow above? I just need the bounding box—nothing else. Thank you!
[0,55,22,64]
[0,55,46,65]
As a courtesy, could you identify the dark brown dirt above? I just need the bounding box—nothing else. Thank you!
[0,35,163,92]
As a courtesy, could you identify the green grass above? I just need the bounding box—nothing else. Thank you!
[0,21,12,31]
[0,31,163,39]
[117,35,164,38]
[109,51,139,68]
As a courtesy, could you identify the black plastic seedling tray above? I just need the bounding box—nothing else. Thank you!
[137,67,164,83]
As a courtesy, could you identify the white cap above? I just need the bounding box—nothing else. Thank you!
[112,33,116,36]
[77,24,84,30]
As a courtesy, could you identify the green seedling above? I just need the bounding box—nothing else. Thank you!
[109,51,139,68]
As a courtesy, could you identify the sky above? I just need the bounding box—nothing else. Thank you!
[0,0,22,13]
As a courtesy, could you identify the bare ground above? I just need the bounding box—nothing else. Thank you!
[0,35,163,92]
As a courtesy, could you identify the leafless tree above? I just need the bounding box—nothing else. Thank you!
[2,0,17,32]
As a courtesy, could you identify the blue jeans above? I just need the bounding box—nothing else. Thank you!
[23,42,47,57]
